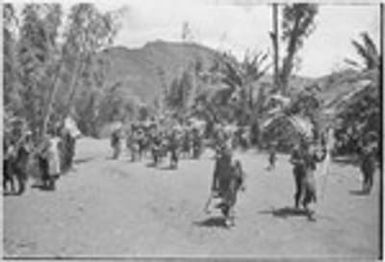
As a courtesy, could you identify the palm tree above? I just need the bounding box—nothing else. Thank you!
[345,32,380,71]
[332,32,382,154]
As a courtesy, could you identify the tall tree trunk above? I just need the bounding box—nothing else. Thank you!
[64,58,85,117]
[271,4,280,91]
[280,15,301,95]
[41,61,64,136]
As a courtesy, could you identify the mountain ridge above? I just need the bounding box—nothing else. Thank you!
[98,40,354,109]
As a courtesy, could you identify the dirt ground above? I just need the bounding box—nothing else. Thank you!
[3,138,381,259]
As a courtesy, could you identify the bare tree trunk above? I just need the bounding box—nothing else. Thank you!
[64,58,85,117]
[270,4,280,91]
[280,15,301,95]
[41,61,64,136]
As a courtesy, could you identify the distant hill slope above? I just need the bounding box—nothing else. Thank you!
[99,40,361,112]
[99,40,225,103]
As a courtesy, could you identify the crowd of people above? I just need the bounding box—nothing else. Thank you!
[3,117,79,194]
[3,114,379,227]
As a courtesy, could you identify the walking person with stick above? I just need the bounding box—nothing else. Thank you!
[290,136,326,221]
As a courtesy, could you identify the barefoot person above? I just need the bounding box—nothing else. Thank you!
[290,138,326,220]
[205,132,245,227]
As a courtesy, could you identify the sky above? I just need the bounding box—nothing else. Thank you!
[9,0,382,78]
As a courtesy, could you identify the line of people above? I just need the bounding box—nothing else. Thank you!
[110,123,204,169]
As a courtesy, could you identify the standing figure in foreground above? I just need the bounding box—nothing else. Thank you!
[290,138,326,220]
[205,135,246,227]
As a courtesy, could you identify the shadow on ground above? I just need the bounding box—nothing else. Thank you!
[349,189,370,196]
[146,163,157,168]
[31,184,55,191]
[259,206,310,218]
[193,216,227,228]
[3,191,20,197]
[73,157,95,165]
[159,166,177,171]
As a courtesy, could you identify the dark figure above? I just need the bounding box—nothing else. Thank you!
[137,129,147,160]
[38,154,50,189]
[192,129,202,159]
[205,142,246,227]
[181,131,192,159]
[13,141,31,194]
[111,128,123,159]
[168,132,180,169]
[60,128,76,172]
[151,133,163,166]
[37,134,56,190]
[358,133,378,194]
[267,143,277,170]
[3,140,16,193]
[4,132,33,195]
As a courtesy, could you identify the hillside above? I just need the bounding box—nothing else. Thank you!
[98,40,225,103]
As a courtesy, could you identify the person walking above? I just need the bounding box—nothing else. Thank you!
[358,132,378,194]
[290,138,326,221]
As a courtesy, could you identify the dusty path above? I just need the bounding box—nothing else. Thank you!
[4,138,380,259]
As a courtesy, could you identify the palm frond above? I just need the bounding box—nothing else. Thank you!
[352,40,370,62]
[351,34,380,70]
[361,32,379,59]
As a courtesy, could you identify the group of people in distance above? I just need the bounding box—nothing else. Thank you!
[110,120,205,168]
[3,117,78,194]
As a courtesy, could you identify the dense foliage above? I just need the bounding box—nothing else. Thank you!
[3,3,124,139]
